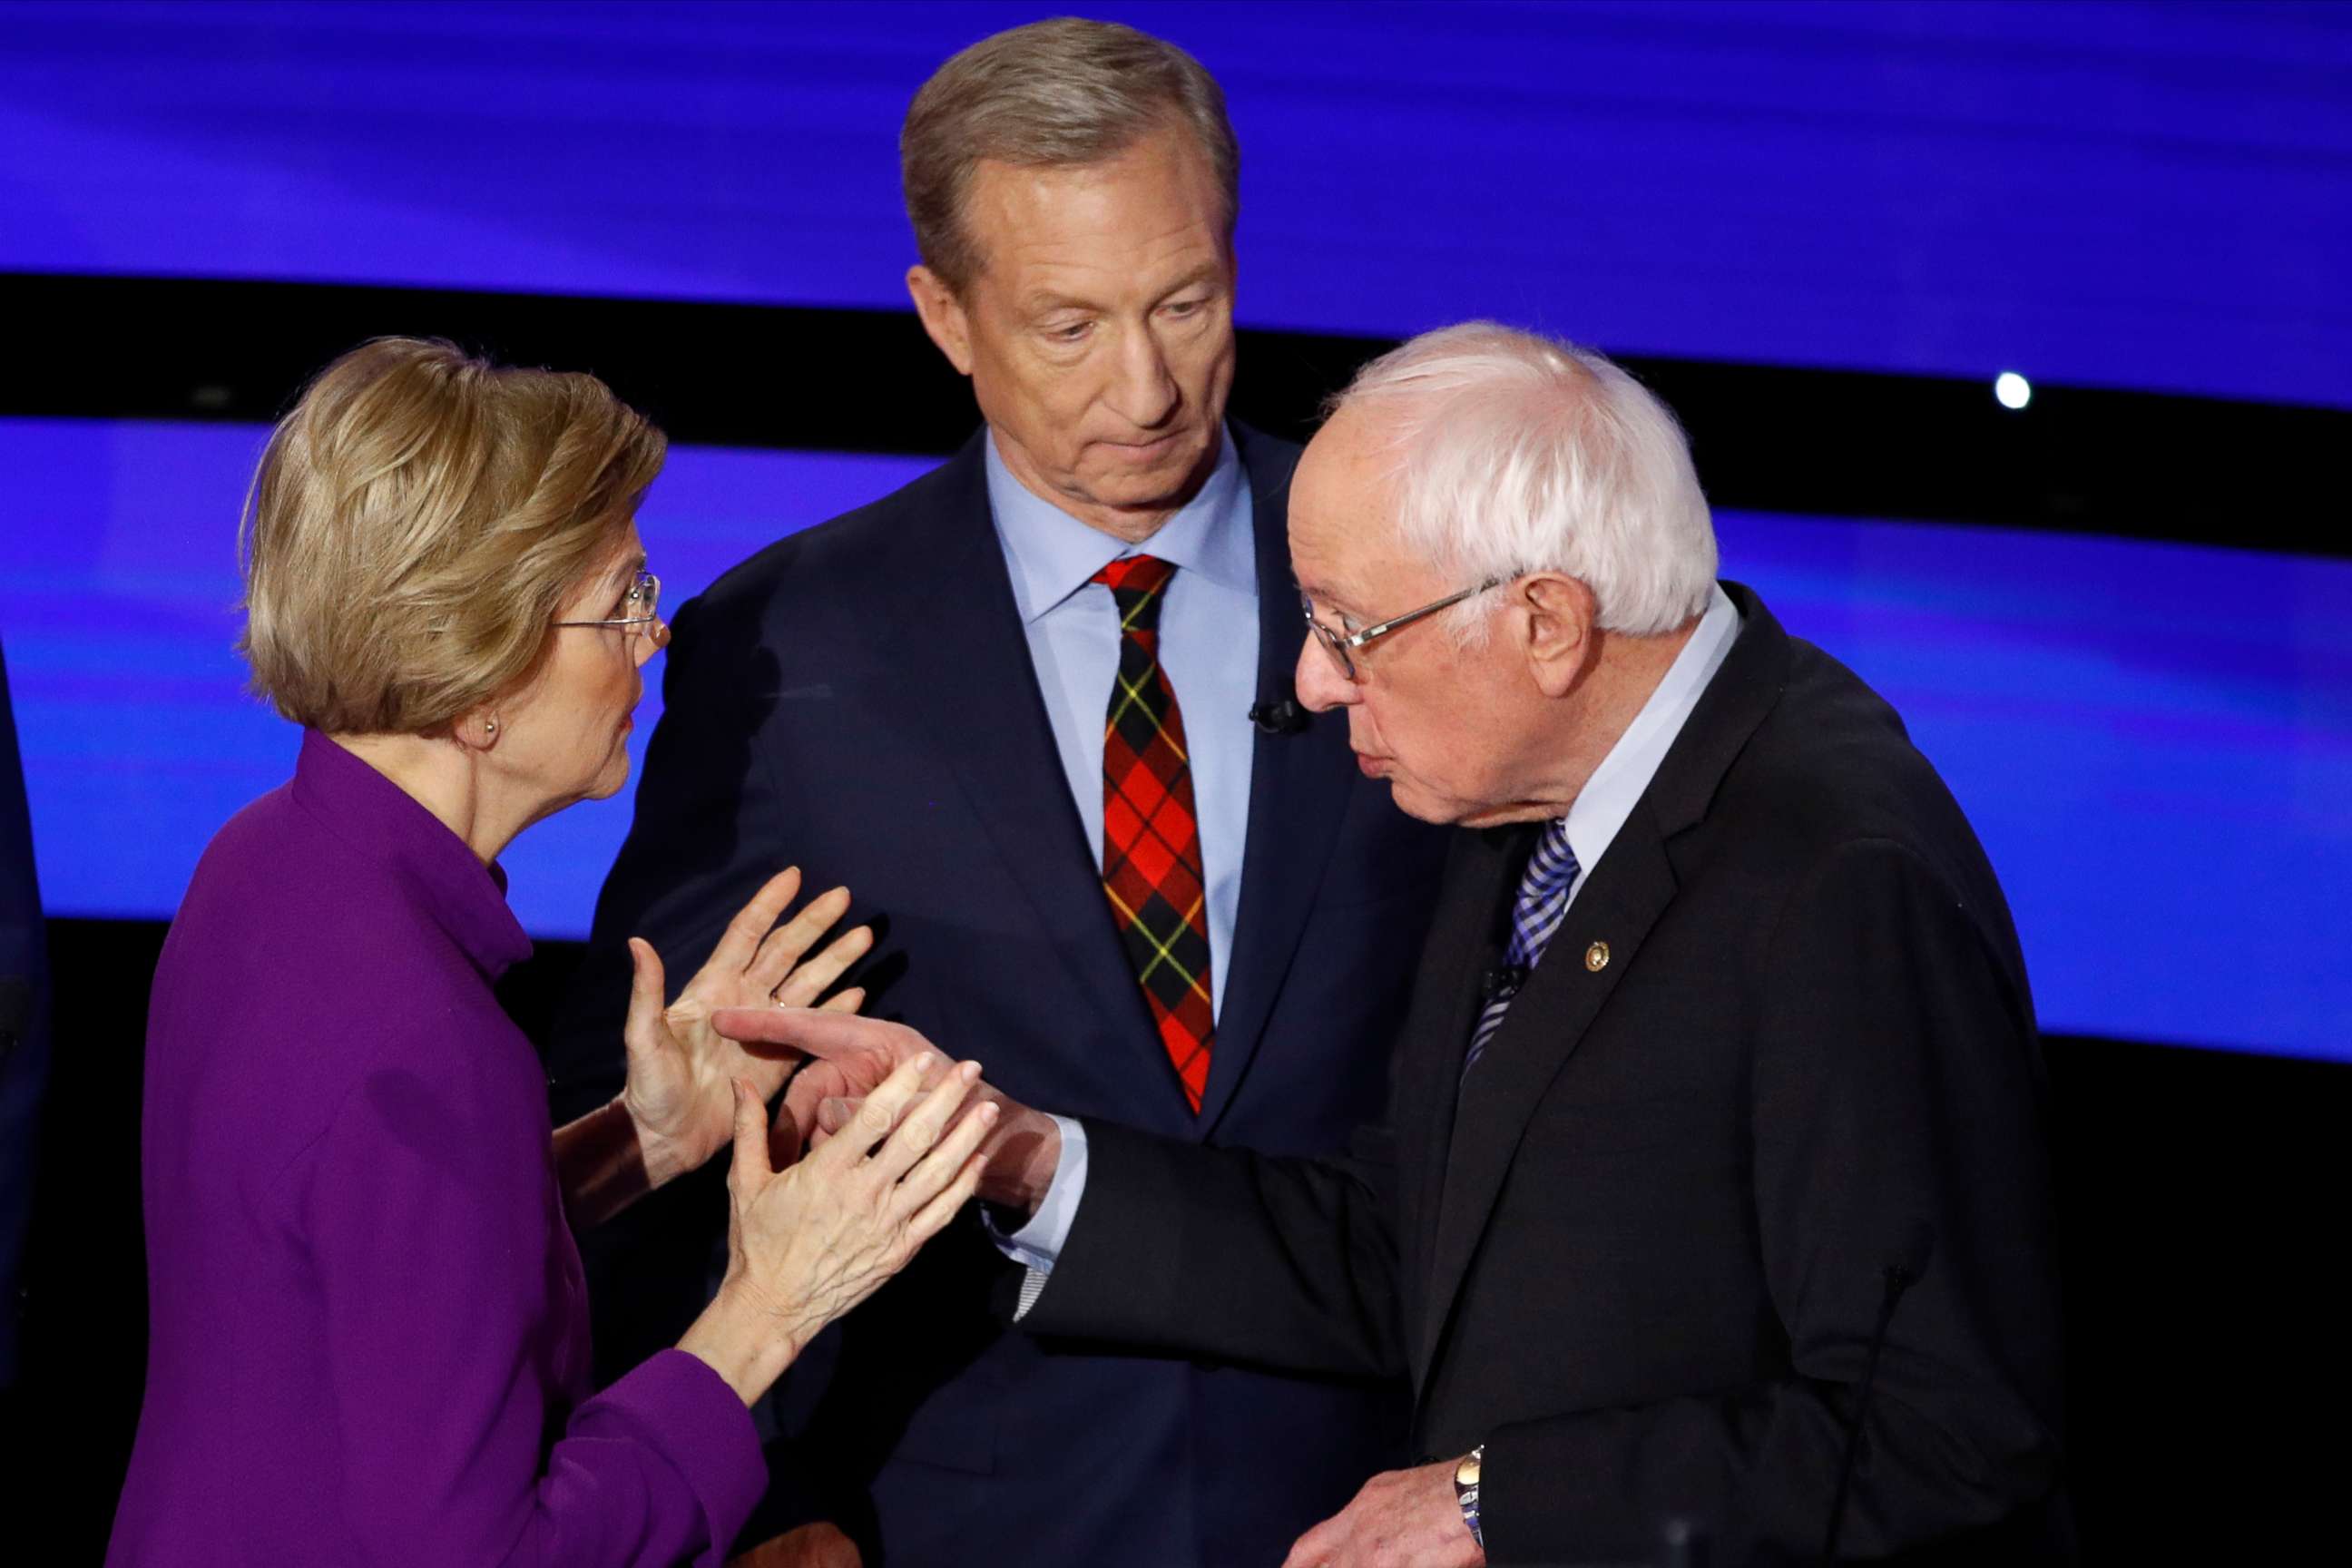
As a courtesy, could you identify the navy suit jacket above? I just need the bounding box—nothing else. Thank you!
[549,426,1449,1566]
[0,639,50,1390]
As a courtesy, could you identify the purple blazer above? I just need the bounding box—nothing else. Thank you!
[107,732,764,1566]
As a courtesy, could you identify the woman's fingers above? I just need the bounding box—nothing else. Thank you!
[765,1093,804,1170]
[903,1152,988,1244]
[896,1094,999,1215]
[727,1077,773,1194]
[766,922,872,1008]
[709,867,804,975]
[747,885,855,995]
[864,1061,983,1188]
[808,1052,936,1171]
[818,986,867,1015]
[621,937,669,1066]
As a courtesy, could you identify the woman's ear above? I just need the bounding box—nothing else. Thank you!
[455,710,502,754]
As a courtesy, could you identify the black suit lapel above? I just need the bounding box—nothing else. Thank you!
[1410,582,1795,1388]
[1395,825,1526,1387]
[864,434,1150,1054]
[1198,427,1359,1132]
[1415,825,1681,1385]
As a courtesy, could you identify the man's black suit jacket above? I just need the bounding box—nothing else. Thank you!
[1022,585,2072,1565]
[548,426,1449,1566]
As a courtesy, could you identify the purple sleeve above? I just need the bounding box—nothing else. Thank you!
[301,1057,765,1566]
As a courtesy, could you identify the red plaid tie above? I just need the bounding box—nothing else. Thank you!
[1093,554,1214,1113]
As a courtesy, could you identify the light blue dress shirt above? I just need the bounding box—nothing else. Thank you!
[984,426,1259,1021]
[985,430,1259,1284]
[1004,583,1744,1299]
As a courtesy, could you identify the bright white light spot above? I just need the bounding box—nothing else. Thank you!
[1994,371,2032,410]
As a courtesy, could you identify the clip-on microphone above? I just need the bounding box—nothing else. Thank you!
[1248,696,1309,735]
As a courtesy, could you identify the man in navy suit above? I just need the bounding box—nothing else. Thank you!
[549,19,1446,1567]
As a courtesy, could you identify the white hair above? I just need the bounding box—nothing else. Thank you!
[1332,322,1718,642]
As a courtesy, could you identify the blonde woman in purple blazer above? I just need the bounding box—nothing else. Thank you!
[106,338,994,1567]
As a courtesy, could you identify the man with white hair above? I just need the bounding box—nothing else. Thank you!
[747,321,2072,1563]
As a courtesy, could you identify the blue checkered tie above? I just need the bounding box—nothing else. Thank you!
[1463,818,1581,1078]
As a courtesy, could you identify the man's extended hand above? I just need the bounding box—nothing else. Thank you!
[1280,1459,1485,1568]
[710,1009,1064,1212]
[727,1522,861,1568]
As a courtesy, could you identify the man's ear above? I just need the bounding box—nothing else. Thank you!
[1514,573,1596,698]
[906,266,975,377]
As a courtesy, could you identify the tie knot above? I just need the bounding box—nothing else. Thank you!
[1093,554,1178,628]
[1499,816,1581,971]
[1524,817,1579,896]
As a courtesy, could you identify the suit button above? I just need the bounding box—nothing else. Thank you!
[1585,941,1611,971]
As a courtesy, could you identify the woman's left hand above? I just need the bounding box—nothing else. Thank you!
[620,867,872,1190]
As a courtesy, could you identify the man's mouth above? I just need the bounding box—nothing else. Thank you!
[1103,430,1183,459]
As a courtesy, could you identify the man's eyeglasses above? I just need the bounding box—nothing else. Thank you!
[1301,576,1509,681]
[554,570,662,636]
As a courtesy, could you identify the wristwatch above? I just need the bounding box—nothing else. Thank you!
[1454,1443,1485,1550]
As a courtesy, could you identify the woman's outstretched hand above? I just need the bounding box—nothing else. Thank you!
[680,1053,996,1406]
[620,867,872,1190]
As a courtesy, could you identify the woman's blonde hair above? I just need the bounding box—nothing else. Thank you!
[238,337,665,735]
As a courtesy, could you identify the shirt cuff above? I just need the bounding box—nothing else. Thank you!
[982,1114,1088,1283]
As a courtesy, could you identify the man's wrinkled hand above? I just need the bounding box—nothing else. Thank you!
[1280,1459,1485,1568]
[712,1009,930,1160]
[711,1010,1063,1212]
[726,1521,861,1568]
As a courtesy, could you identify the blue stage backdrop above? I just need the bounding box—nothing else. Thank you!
[5,416,2347,1062]
[3,0,2349,409]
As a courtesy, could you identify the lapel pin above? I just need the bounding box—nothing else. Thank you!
[1584,941,1611,972]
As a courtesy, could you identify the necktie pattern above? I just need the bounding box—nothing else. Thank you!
[1463,817,1581,1078]
[1094,554,1215,1112]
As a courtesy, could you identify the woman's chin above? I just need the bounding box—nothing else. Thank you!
[584,754,632,802]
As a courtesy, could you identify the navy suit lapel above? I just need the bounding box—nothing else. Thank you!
[867,435,1151,1059]
[1196,428,1359,1134]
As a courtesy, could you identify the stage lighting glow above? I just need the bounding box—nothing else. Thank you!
[8,418,2351,1062]
[1995,372,2033,410]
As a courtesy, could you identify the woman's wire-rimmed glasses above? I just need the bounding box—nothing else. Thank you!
[1301,575,1510,681]
[554,570,662,637]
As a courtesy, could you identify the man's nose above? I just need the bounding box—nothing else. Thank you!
[1294,630,1356,712]
[1107,322,1181,428]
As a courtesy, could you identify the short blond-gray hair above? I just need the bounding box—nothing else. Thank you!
[238,337,665,735]
[902,16,1240,293]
